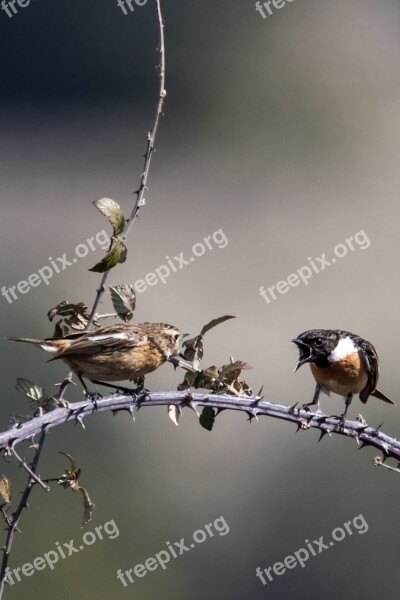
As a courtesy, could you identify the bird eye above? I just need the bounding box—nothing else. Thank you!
[174,334,180,341]
[314,338,323,346]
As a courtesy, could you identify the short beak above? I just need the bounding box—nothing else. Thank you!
[291,338,312,372]
[179,333,190,342]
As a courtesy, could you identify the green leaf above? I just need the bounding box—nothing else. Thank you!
[53,322,70,338]
[233,379,253,396]
[177,371,197,391]
[48,301,89,320]
[192,368,216,390]
[199,407,216,431]
[88,236,127,273]
[47,300,70,321]
[200,315,236,336]
[218,360,252,384]
[15,378,44,402]
[48,301,90,336]
[109,284,136,321]
[181,335,204,368]
[93,198,125,235]
[66,312,89,331]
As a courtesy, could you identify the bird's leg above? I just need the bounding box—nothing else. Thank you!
[79,375,102,408]
[301,384,321,412]
[89,380,147,397]
[337,393,352,427]
[78,374,89,394]
[330,392,352,428]
[341,393,352,418]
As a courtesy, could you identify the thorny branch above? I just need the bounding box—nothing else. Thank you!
[0,431,47,597]
[0,2,167,596]
[1,392,399,462]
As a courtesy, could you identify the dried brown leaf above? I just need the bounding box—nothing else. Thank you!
[0,477,12,504]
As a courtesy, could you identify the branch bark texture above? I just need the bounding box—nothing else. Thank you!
[2,392,400,462]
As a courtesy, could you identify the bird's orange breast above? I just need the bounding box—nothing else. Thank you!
[310,351,368,396]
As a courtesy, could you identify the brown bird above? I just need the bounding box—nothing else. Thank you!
[9,322,181,393]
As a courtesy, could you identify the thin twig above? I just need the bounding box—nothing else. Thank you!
[10,446,50,492]
[87,0,166,326]
[0,508,12,528]
[1,392,399,462]
[55,0,167,403]
[0,430,47,598]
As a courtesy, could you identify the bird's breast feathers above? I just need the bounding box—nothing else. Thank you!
[311,350,368,396]
[62,345,165,381]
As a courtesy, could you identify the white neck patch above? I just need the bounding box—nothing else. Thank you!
[328,336,358,362]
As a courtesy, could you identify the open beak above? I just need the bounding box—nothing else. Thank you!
[291,338,312,372]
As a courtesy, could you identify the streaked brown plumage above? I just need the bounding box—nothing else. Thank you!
[9,322,181,392]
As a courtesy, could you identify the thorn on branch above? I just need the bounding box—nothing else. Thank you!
[188,402,200,417]
[246,411,254,423]
[74,415,86,430]
[317,429,331,442]
[358,441,373,450]
[251,395,263,407]
[356,424,369,433]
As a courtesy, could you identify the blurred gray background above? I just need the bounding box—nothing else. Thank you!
[1,0,400,598]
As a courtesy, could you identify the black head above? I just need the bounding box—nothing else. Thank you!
[291,329,343,371]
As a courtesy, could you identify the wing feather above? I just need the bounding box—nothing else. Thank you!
[48,325,148,359]
[358,338,379,402]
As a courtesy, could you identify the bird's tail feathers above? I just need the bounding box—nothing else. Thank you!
[372,388,396,406]
[8,337,59,353]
